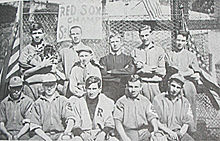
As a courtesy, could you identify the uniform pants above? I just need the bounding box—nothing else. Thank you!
[142,82,161,102]
[183,80,197,132]
[29,133,61,140]
[123,128,151,141]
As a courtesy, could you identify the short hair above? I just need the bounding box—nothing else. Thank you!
[30,22,44,33]
[109,31,123,41]
[138,24,152,34]
[69,25,82,34]
[85,76,102,89]
[176,30,189,40]
[127,75,142,84]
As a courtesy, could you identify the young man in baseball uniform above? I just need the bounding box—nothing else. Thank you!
[131,24,166,102]
[114,75,159,141]
[153,74,195,141]
[58,25,96,97]
[68,46,101,99]
[29,73,79,141]
[0,76,33,140]
[165,31,200,131]
[70,76,118,141]
[19,22,53,100]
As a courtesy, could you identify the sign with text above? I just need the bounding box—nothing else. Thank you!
[57,0,102,42]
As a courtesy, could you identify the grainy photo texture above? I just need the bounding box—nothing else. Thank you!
[0,0,220,141]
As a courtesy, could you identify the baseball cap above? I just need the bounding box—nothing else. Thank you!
[169,73,185,85]
[9,76,23,87]
[42,73,57,83]
[75,46,93,54]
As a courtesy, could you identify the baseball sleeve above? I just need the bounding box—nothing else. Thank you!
[113,100,124,122]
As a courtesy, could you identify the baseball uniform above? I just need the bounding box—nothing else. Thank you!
[29,91,75,140]
[19,41,50,100]
[166,49,200,131]
[58,42,95,96]
[0,93,33,140]
[70,93,118,141]
[131,42,166,102]
[113,94,158,141]
[69,62,101,98]
[153,93,194,141]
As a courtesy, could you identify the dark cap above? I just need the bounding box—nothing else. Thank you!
[30,22,43,33]
[75,46,93,54]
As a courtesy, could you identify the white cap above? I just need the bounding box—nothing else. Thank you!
[42,73,57,83]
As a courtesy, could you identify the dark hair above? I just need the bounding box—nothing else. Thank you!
[30,22,44,33]
[176,30,189,40]
[138,24,152,34]
[127,75,142,83]
[70,25,82,34]
[109,31,123,41]
[85,76,102,89]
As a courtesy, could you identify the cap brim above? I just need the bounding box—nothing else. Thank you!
[76,50,92,54]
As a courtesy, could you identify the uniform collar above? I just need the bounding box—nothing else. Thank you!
[139,42,154,50]
[79,62,93,69]
[70,42,82,49]
[8,93,25,102]
[110,50,122,56]
[165,92,182,102]
[40,91,60,102]
[31,41,47,53]
[126,93,141,101]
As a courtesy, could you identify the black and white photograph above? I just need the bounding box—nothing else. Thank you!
[0,0,220,140]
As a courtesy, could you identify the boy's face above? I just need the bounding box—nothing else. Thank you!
[79,51,92,65]
[9,86,22,100]
[86,83,101,99]
[110,36,122,52]
[70,27,82,44]
[43,82,57,96]
[139,29,151,45]
[168,80,182,97]
[176,34,187,50]
[31,29,44,43]
[127,80,142,98]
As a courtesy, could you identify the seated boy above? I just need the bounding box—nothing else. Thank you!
[0,76,33,140]
[70,76,118,141]
[29,73,80,140]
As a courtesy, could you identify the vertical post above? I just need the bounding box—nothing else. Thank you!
[171,0,180,49]
[209,53,212,72]
[19,0,24,51]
